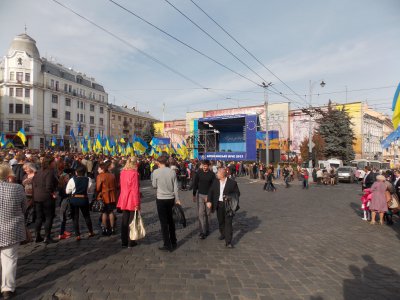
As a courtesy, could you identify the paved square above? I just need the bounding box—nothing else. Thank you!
[10,178,400,299]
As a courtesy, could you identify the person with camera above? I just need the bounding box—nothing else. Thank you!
[207,167,240,248]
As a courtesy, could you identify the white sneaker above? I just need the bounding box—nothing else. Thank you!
[361,217,368,221]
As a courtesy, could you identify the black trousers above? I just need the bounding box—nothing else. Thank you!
[71,203,93,236]
[121,210,136,246]
[34,200,55,238]
[217,202,233,245]
[156,199,177,248]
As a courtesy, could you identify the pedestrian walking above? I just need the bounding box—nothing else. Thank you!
[302,168,309,189]
[192,160,215,239]
[152,156,180,252]
[283,165,290,188]
[263,168,276,192]
[0,163,26,300]
[207,167,240,248]
[369,175,389,225]
[117,157,141,248]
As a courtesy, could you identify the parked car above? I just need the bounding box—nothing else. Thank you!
[337,166,356,183]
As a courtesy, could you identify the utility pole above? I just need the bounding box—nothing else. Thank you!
[262,82,272,166]
[308,80,325,169]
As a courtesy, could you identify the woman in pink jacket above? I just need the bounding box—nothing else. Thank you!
[117,157,141,248]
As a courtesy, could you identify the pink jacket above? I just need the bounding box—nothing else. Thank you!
[117,169,141,211]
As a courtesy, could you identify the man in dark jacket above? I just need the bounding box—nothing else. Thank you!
[32,157,58,243]
[11,153,26,184]
[363,166,375,190]
[192,160,215,239]
[207,167,240,248]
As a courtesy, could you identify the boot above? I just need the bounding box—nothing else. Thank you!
[386,214,393,225]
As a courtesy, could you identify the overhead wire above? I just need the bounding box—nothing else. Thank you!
[164,0,310,107]
[107,0,262,87]
[51,0,234,104]
[189,0,308,105]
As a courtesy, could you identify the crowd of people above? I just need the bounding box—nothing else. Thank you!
[360,166,400,226]
[0,149,241,299]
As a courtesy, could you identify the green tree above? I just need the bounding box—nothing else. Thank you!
[316,100,355,163]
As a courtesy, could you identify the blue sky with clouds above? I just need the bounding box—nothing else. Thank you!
[1,0,399,120]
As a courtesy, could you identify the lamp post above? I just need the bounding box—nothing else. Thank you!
[262,82,273,166]
[308,80,325,169]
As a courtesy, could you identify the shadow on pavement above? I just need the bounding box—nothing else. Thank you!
[232,210,261,245]
[343,255,400,299]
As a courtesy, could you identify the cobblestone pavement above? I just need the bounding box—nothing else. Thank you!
[8,177,400,299]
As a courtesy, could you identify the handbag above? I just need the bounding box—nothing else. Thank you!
[224,193,240,217]
[389,194,399,209]
[129,210,146,240]
[91,199,105,213]
[172,204,187,228]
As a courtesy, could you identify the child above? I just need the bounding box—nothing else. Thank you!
[361,188,372,221]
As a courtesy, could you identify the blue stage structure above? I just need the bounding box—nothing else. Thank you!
[196,114,257,161]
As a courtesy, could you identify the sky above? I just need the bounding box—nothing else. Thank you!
[0,0,399,120]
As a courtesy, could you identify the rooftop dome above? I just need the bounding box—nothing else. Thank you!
[8,33,40,59]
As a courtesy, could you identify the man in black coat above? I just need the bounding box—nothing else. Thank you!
[363,166,375,190]
[207,167,240,248]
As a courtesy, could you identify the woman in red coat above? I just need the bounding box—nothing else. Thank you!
[117,157,141,248]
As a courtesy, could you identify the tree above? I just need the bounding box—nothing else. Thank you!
[300,133,326,164]
[316,100,355,163]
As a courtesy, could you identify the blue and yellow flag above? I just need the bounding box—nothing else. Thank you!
[0,133,5,148]
[51,136,57,147]
[392,83,400,129]
[5,139,14,149]
[133,135,148,154]
[16,128,27,145]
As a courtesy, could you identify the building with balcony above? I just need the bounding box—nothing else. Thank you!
[108,104,157,140]
[0,33,108,149]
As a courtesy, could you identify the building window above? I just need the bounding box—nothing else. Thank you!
[65,98,71,106]
[9,88,14,97]
[112,114,115,120]
[90,128,95,137]
[64,84,68,92]
[8,120,14,131]
[100,106,104,114]
[50,79,54,89]
[16,88,23,97]
[81,102,84,109]
[65,111,71,120]
[90,104,95,112]
[25,104,30,115]
[10,72,14,81]
[51,124,58,134]
[9,104,14,114]
[130,118,132,122]
[80,114,84,122]
[25,88,30,98]
[15,120,23,131]
[124,117,127,122]
[90,116,94,124]
[16,72,23,82]
[55,81,59,91]
[52,94,58,103]
[69,85,72,93]
[52,109,58,118]
[25,73,30,82]
[77,113,79,121]
[118,116,121,121]
[15,104,23,114]
[77,100,80,109]
[65,125,71,134]
[100,118,104,126]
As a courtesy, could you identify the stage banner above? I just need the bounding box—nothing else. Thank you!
[201,152,247,161]
[193,119,199,159]
[245,115,257,161]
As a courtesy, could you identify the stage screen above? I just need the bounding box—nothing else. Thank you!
[197,114,257,161]
[220,132,245,152]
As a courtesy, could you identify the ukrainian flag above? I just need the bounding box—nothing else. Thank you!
[133,135,148,154]
[16,128,27,145]
[392,83,400,129]
[0,133,5,147]
[5,139,14,149]
[51,136,57,147]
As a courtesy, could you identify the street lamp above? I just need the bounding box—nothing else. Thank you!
[308,80,326,169]
[261,82,273,166]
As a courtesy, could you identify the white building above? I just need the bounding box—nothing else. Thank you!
[0,33,108,149]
